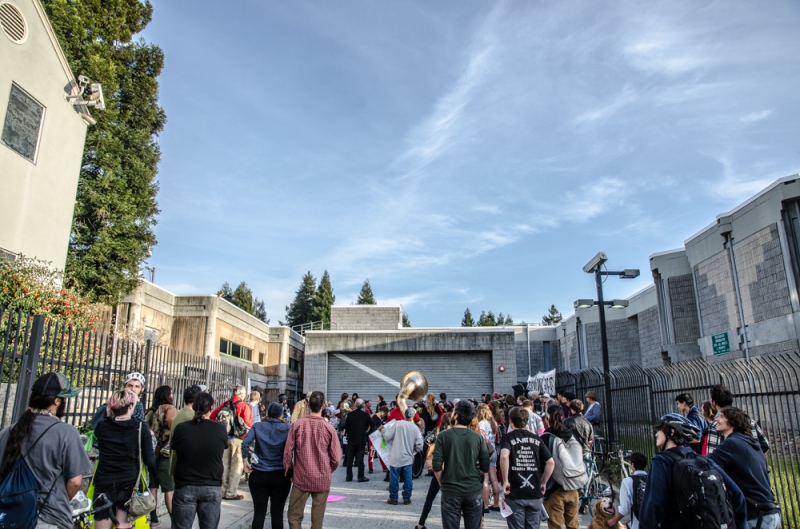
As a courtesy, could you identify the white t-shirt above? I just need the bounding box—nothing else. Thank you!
[478,420,496,452]
[619,470,647,529]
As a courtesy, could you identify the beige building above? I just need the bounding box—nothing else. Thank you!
[0,0,91,267]
[117,281,305,402]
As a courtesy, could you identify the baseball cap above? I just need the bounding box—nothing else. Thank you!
[32,372,80,398]
[404,407,416,419]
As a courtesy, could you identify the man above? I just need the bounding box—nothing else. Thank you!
[563,400,593,455]
[583,392,601,426]
[709,407,781,529]
[432,400,490,529]
[284,391,341,529]
[342,398,372,482]
[0,372,92,529]
[364,399,373,414]
[209,385,253,500]
[90,371,147,429]
[675,393,706,453]
[522,400,544,436]
[278,393,292,423]
[382,407,423,505]
[500,407,554,529]
[170,384,206,476]
[292,392,310,423]
[605,452,647,529]
[707,384,769,455]
[388,395,425,429]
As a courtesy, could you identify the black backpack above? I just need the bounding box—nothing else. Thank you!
[663,450,735,529]
[630,473,647,520]
[216,400,248,438]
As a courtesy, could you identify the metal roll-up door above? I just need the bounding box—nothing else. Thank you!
[326,351,493,402]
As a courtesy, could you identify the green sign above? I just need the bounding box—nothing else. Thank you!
[712,332,731,356]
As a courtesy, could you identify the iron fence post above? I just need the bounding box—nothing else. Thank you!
[204,355,213,388]
[12,315,44,424]
[142,340,152,410]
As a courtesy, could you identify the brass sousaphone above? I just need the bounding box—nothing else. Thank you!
[397,370,429,415]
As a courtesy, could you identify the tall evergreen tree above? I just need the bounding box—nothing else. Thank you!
[402,312,411,327]
[43,0,166,303]
[254,299,268,324]
[311,270,335,325]
[478,311,497,327]
[461,308,475,327]
[285,272,317,328]
[232,281,255,315]
[356,279,376,305]
[217,282,234,303]
[542,304,563,325]
[504,314,514,325]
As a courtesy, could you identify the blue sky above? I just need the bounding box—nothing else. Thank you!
[141,0,800,327]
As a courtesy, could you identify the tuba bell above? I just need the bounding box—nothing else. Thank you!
[397,370,429,416]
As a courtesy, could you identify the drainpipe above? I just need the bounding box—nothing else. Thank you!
[723,232,751,363]
[527,324,531,378]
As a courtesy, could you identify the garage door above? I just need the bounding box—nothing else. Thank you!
[327,351,492,402]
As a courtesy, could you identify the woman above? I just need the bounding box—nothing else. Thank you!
[700,400,714,455]
[477,404,500,513]
[337,392,349,411]
[94,389,156,529]
[248,390,263,423]
[144,385,177,528]
[242,403,292,529]
[419,393,444,436]
[415,412,454,529]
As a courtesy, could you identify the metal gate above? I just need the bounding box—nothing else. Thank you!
[327,351,492,402]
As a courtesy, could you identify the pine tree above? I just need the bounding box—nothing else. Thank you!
[232,281,255,315]
[311,270,336,325]
[254,299,269,324]
[285,272,317,328]
[402,312,411,327]
[542,304,563,325]
[478,311,497,326]
[43,0,166,303]
[217,282,234,303]
[504,314,514,325]
[356,279,376,305]
[461,308,475,327]
[497,312,505,325]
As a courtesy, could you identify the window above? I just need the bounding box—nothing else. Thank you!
[2,84,44,162]
[219,338,252,361]
[543,341,551,371]
[289,358,300,372]
[783,200,800,294]
[0,248,16,262]
[258,352,265,365]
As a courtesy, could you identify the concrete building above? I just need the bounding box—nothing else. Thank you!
[0,0,91,267]
[303,306,517,399]
[117,281,305,402]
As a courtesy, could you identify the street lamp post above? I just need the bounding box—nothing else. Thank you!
[576,253,639,448]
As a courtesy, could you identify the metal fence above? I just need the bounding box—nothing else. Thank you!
[1,304,250,430]
[556,352,800,528]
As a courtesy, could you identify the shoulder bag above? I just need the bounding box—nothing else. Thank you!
[125,422,156,518]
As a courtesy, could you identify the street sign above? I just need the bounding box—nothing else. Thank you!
[712,332,731,356]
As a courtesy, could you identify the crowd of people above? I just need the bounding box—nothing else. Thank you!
[0,370,782,529]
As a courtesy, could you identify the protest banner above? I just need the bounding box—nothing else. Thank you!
[527,369,556,396]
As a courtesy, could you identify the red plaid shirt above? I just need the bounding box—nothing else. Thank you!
[283,415,341,492]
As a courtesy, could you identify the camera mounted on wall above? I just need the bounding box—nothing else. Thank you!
[65,75,105,125]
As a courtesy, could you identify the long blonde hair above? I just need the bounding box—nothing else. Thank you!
[477,403,497,434]
[426,393,436,416]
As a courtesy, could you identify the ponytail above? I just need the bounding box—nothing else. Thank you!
[191,392,214,424]
[0,410,35,476]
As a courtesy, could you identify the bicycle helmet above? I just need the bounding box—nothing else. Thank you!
[124,372,146,387]
[655,413,700,445]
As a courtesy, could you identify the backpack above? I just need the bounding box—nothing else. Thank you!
[216,400,248,438]
[146,405,171,456]
[630,473,647,520]
[545,432,589,491]
[0,422,58,529]
[662,450,736,529]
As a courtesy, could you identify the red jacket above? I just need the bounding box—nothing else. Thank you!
[209,395,254,428]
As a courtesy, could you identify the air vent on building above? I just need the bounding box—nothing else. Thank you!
[0,3,27,44]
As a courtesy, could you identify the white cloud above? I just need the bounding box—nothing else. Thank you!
[705,156,779,202]
[574,85,637,124]
[740,109,773,122]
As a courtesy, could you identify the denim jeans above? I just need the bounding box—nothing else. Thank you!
[172,485,222,529]
[441,491,482,529]
[389,465,413,501]
[747,513,781,529]
[505,497,543,529]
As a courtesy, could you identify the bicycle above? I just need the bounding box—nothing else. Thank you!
[607,449,634,484]
[72,491,118,529]
[579,454,613,514]
[591,434,607,472]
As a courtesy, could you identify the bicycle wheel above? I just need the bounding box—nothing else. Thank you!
[412,451,425,478]
[592,441,607,472]
[590,472,614,503]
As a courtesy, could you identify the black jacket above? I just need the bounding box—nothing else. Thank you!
[94,418,156,490]
[343,408,373,445]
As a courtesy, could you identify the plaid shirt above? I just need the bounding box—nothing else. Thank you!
[706,419,769,454]
[283,415,341,492]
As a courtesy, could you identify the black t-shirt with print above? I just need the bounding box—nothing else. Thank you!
[499,428,552,500]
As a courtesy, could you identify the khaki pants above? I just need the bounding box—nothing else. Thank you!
[221,437,243,498]
[543,488,580,529]
[287,486,329,529]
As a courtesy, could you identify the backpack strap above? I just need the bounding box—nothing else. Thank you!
[660,449,683,463]
[21,421,61,509]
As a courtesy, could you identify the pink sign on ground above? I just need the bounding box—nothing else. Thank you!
[327,495,347,502]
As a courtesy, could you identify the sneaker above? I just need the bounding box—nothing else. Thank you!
[387,499,398,505]
[368,469,374,474]
[403,499,412,505]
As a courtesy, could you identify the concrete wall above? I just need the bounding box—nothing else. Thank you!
[637,306,664,367]
[0,0,88,269]
[330,305,403,330]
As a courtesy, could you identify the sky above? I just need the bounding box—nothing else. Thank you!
[140,0,800,327]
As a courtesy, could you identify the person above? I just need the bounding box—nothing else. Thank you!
[342,398,372,482]
[420,393,445,436]
[90,372,147,431]
[291,392,309,423]
[364,399,373,414]
[284,391,341,529]
[171,392,229,529]
[583,392,601,426]
[639,414,746,529]
[416,412,454,529]
[707,384,769,454]
[540,404,581,529]
[93,389,157,529]
[242,402,292,529]
[503,394,517,426]
[709,407,781,529]
[382,406,424,505]
[675,393,706,453]
[0,372,92,529]
[249,390,263,423]
[337,393,349,411]
[557,392,575,419]
[563,400,593,455]
[278,393,292,423]
[145,385,178,528]
[500,407,554,529]
[432,400,490,529]
[209,385,253,500]
[476,403,500,513]
[605,451,647,529]
[522,400,545,436]
[387,395,425,429]
[700,400,715,455]
[169,384,206,476]
[369,405,390,479]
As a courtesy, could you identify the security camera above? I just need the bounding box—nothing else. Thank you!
[77,75,90,87]
[88,83,105,111]
[582,252,608,273]
[81,113,96,126]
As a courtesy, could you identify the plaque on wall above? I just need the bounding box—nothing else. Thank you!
[2,84,45,162]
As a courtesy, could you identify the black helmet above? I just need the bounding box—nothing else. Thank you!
[655,413,700,444]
